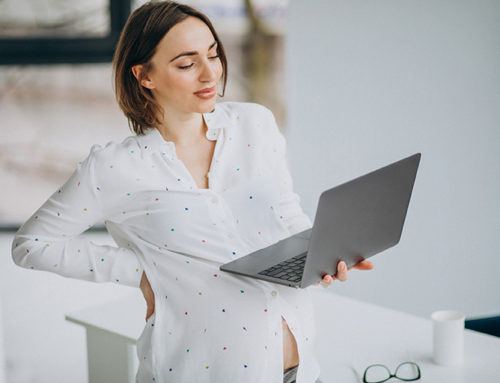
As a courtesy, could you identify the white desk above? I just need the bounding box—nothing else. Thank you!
[66,290,500,383]
[311,291,500,382]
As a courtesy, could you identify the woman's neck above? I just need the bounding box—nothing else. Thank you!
[156,110,207,147]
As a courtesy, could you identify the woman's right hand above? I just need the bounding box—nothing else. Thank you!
[140,271,155,321]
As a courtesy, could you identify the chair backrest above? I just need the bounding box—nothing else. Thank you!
[465,316,500,338]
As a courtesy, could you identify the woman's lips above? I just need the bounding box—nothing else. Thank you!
[194,86,216,99]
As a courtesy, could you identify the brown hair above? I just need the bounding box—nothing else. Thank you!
[112,1,228,135]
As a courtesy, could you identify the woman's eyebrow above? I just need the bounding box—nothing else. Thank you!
[170,41,217,62]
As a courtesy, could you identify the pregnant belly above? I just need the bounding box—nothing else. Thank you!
[282,316,299,370]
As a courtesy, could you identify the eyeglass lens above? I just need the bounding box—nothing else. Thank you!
[364,362,420,383]
[395,362,420,380]
[364,365,391,383]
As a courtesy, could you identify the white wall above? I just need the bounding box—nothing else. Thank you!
[286,0,500,318]
[0,294,5,383]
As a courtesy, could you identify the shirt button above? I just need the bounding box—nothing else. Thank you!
[206,130,218,140]
[227,233,235,239]
[211,197,217,204]
[271,290,277,297]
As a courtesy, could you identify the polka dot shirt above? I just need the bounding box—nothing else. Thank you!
[11,102,321,383]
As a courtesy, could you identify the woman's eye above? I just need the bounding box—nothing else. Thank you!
[177,55,219,70]
[178,63,194,70]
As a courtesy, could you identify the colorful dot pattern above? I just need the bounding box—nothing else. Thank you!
[12,102,318,383]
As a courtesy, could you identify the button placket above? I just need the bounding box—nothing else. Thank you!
[206,193,224,227]
[221,202,239,240]
[206,127,223,190]
[207,194,240,240]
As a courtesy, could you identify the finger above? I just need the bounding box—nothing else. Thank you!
[320,277,331,288]
[314,275,331,287]
[335,261,348,282]
[318,274,334,288]
[323,274,335,284]
[321,274,336,287]
[348,260,374,271]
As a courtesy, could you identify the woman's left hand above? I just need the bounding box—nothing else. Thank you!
[312,260,374,288]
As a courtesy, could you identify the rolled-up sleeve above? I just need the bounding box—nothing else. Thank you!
[264,107,313,237]
[11,144,143,288]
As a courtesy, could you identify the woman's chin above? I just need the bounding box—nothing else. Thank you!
[194,98,217,113]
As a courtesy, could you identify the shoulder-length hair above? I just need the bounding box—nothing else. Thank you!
[112,1,228,135]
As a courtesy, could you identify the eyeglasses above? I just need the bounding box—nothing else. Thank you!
[363,362,421,383]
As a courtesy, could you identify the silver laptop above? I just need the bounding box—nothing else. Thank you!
[220,153,421,288]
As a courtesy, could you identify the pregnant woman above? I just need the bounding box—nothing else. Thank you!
[12,2,373,382]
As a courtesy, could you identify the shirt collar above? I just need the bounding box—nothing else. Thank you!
[136,103,229,157]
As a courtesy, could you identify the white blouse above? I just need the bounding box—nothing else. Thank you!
[12,101,322,383]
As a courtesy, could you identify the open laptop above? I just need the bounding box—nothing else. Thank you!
[220,153,421,288]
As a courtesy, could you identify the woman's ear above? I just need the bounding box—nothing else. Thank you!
[131,64,155,90]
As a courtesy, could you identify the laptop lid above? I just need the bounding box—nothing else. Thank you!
[299,153,421,288]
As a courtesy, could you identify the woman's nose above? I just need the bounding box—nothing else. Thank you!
[199,58,217,82]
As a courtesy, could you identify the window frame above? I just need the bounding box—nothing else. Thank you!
[0,0,131,65]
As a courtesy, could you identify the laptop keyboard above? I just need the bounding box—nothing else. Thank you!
[257,254,307,283]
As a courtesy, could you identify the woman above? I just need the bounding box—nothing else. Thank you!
[12,1,373,382]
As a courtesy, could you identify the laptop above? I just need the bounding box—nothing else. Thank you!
[220,153,421,288]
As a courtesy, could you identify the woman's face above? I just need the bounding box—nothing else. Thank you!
[139,16,223,116]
